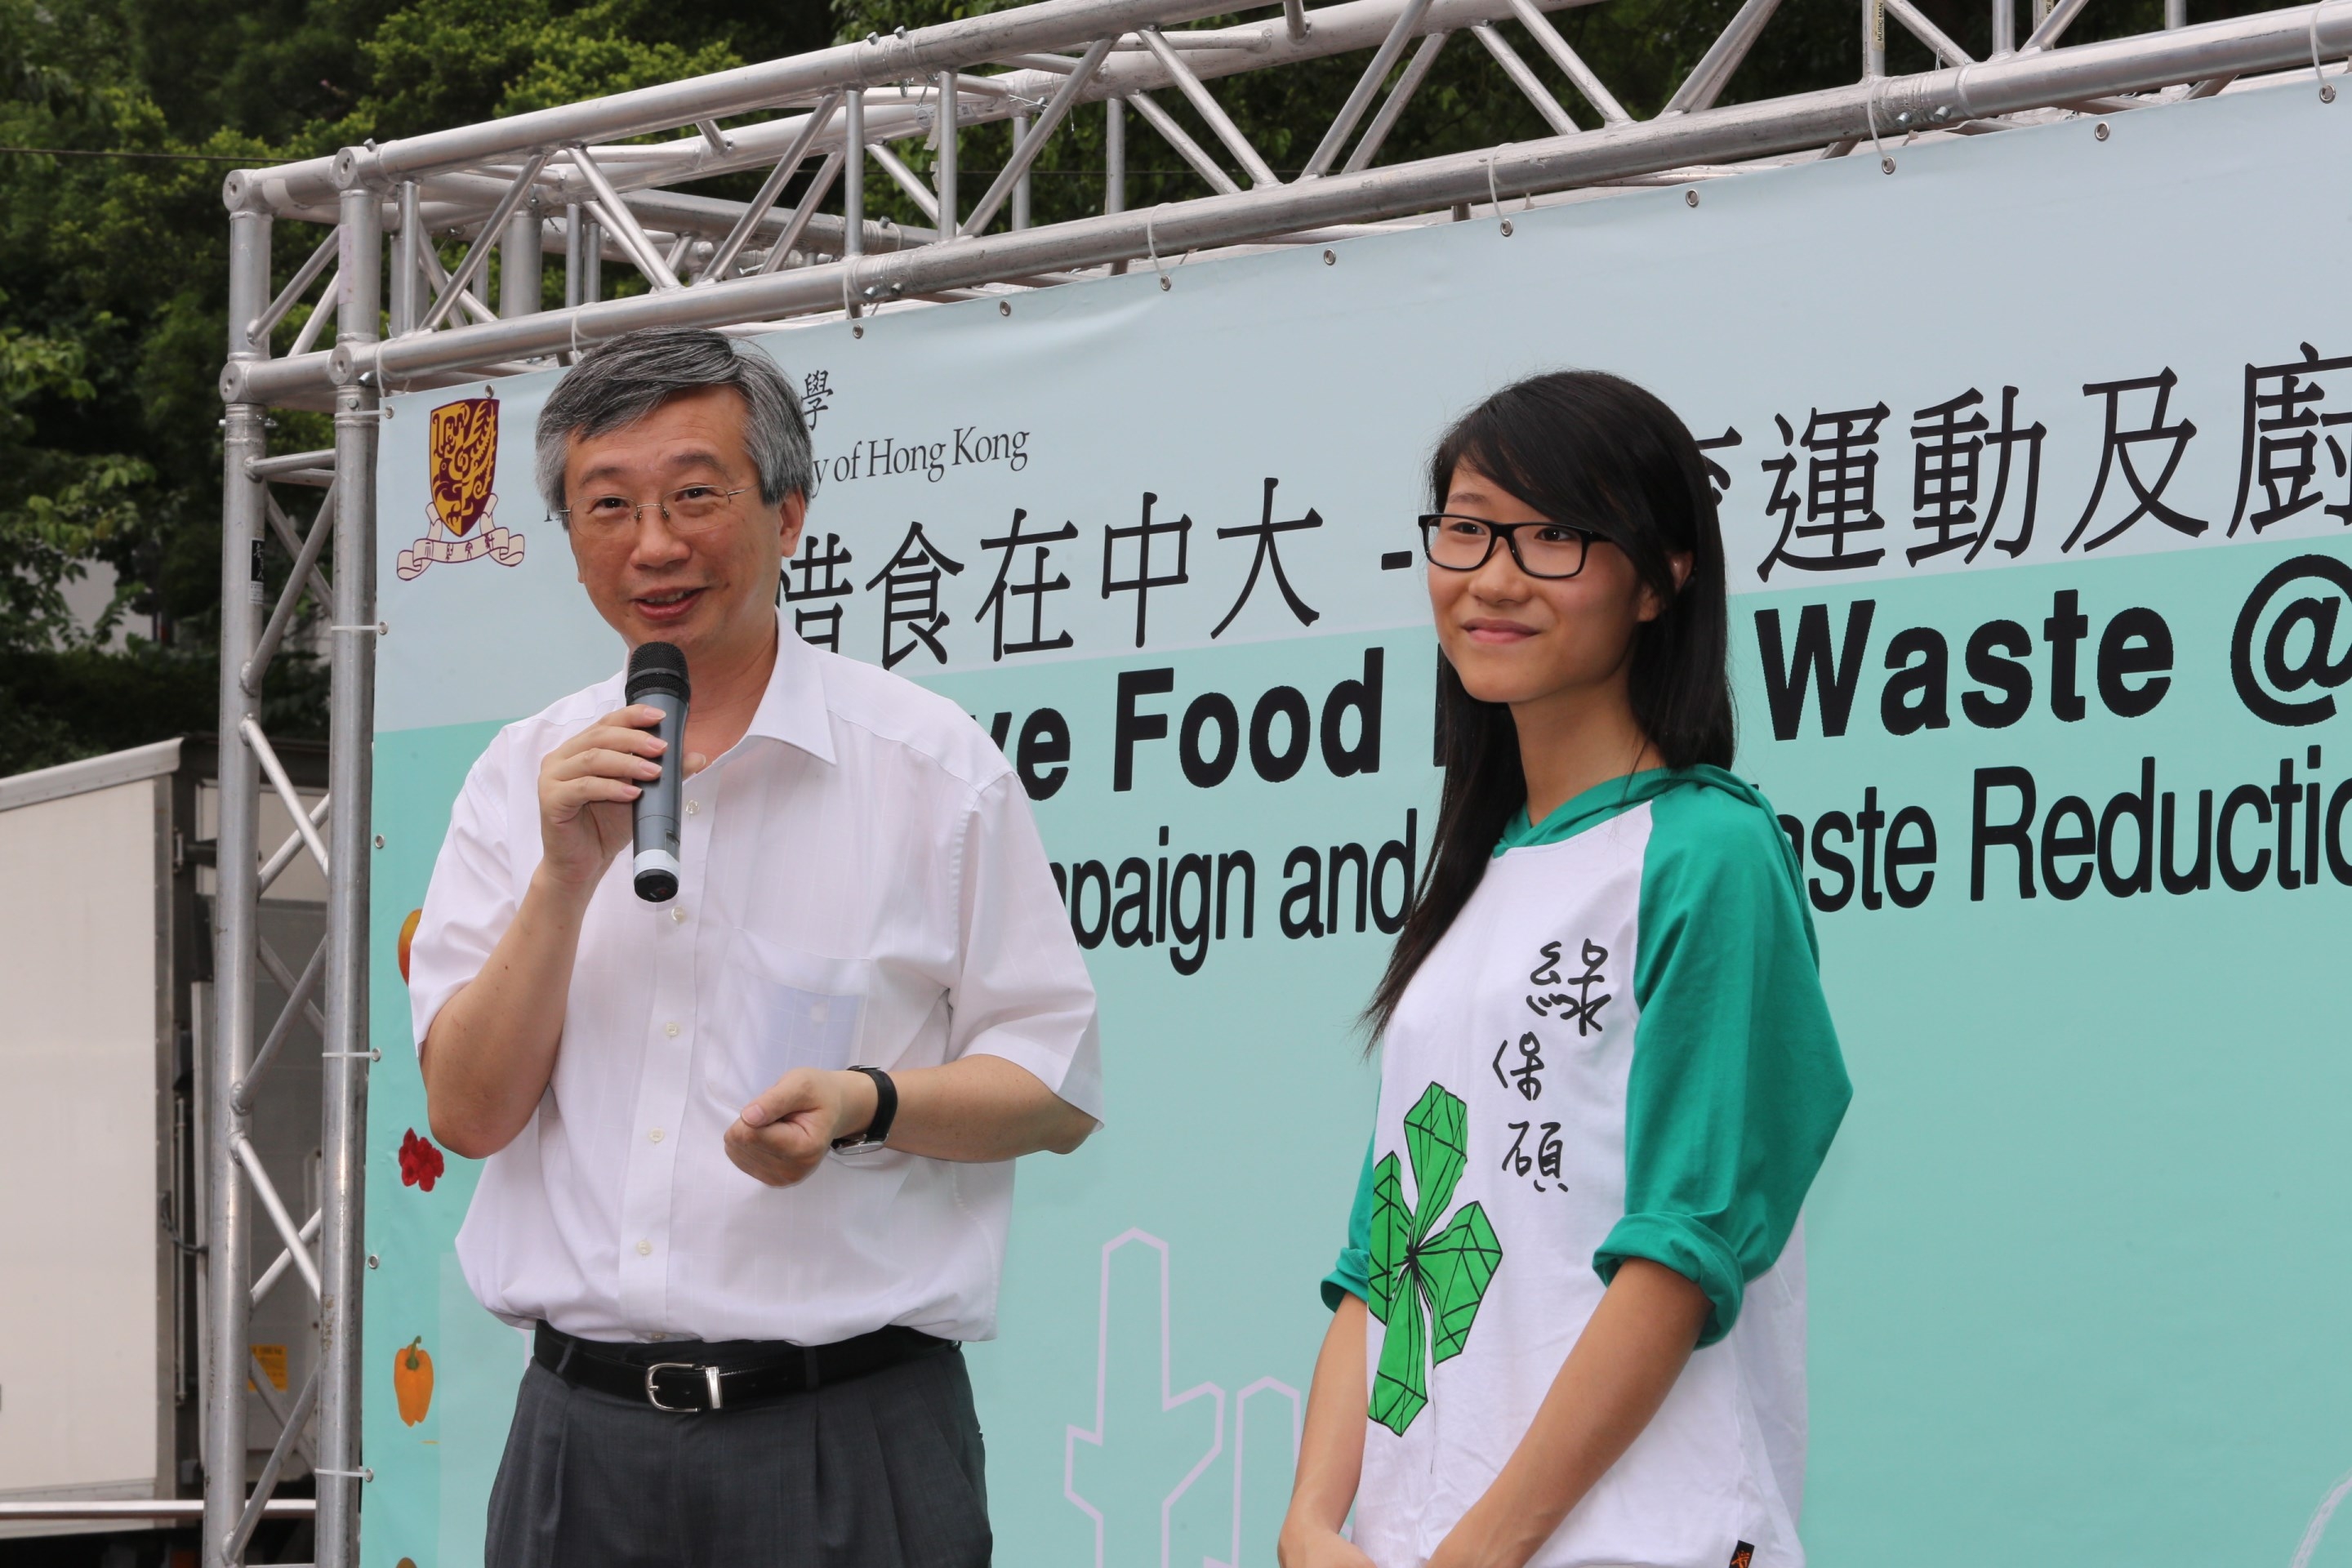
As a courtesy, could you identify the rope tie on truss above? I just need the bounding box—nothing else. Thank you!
[866,221,902,318]
[1865,74,1897,173]
[2312,3,2340,101]
[1146,207,1172,291]
[1485,154,1503,217]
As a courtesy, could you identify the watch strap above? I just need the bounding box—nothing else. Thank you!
[832,1065,898,1151]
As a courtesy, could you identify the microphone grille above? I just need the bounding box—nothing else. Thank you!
[626,640,690,702]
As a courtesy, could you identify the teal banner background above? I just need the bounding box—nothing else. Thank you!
[362,80,2352,1566]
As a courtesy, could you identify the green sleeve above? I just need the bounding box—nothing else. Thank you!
[1321,1130,1377,1311]
[1594,779,1852,1347]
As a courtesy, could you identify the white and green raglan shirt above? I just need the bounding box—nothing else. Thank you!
[1325,766,1851,1568]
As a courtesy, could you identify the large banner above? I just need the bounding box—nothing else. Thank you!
[362,82,2352,1567]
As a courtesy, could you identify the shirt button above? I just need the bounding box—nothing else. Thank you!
[685,800,699,816]
[648,1128,665,1143]
[665,1021,680,1038]
[670,906,687,924]
[635,1239,653,1257]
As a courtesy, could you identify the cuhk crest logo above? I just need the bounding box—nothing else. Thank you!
[397,395,527,580]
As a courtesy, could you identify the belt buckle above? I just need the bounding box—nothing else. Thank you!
[644,1361,725,1413]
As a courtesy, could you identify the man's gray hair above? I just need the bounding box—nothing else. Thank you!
[534,327,813,514]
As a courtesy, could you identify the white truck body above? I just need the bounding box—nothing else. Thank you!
[0,739,327,1539]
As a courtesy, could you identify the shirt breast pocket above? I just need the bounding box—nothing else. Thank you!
[721,942,873,1103]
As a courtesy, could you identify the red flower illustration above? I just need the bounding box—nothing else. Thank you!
[399,1129,445,1192]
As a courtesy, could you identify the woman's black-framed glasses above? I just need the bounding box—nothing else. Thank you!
[1416,514,1599,580]
[555,483,753,541]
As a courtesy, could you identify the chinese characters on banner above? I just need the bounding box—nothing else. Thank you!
[789,475,1330,668]
[792,345,2352,669]
[1747,346,2352,581]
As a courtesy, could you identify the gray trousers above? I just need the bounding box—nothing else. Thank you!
[486,1347,991,1568]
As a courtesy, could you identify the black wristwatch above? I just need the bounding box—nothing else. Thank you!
[831,1066,898,1153]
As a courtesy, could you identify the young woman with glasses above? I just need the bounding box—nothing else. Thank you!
[1278,372,1852,1568]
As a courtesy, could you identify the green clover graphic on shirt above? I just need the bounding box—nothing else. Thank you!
[1367,1080,1504,1437]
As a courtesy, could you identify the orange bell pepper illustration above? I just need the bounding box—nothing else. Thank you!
[394,1337,434,1426]
[397,908,422,984]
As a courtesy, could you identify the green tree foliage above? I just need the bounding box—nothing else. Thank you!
[0,311,149,653]
[0,0,2260,776]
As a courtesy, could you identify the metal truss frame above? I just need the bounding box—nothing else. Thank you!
[202,0,2352,1559]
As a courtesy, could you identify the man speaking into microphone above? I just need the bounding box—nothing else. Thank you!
[407,326,1100,1568]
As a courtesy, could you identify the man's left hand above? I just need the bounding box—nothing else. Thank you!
[724,1068,879,1187]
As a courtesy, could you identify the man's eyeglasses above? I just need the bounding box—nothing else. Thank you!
[1417,514,1601,580]
[555,484,753,540]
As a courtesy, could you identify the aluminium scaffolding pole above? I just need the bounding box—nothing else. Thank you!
[312,182,382,1568]
[203,182,361,1568]
[203,197,270,1568]
[219,0,2352,409]
[212,0,1614,295]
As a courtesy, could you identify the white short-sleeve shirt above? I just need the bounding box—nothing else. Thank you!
[408,614,1102,1346]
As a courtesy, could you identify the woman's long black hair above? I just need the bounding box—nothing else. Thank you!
[1364,370,1735,1040]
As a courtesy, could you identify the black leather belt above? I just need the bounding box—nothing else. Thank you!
[534,1321,956,1414]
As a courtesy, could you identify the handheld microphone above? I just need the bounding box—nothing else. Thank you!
[626,641,690,902]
